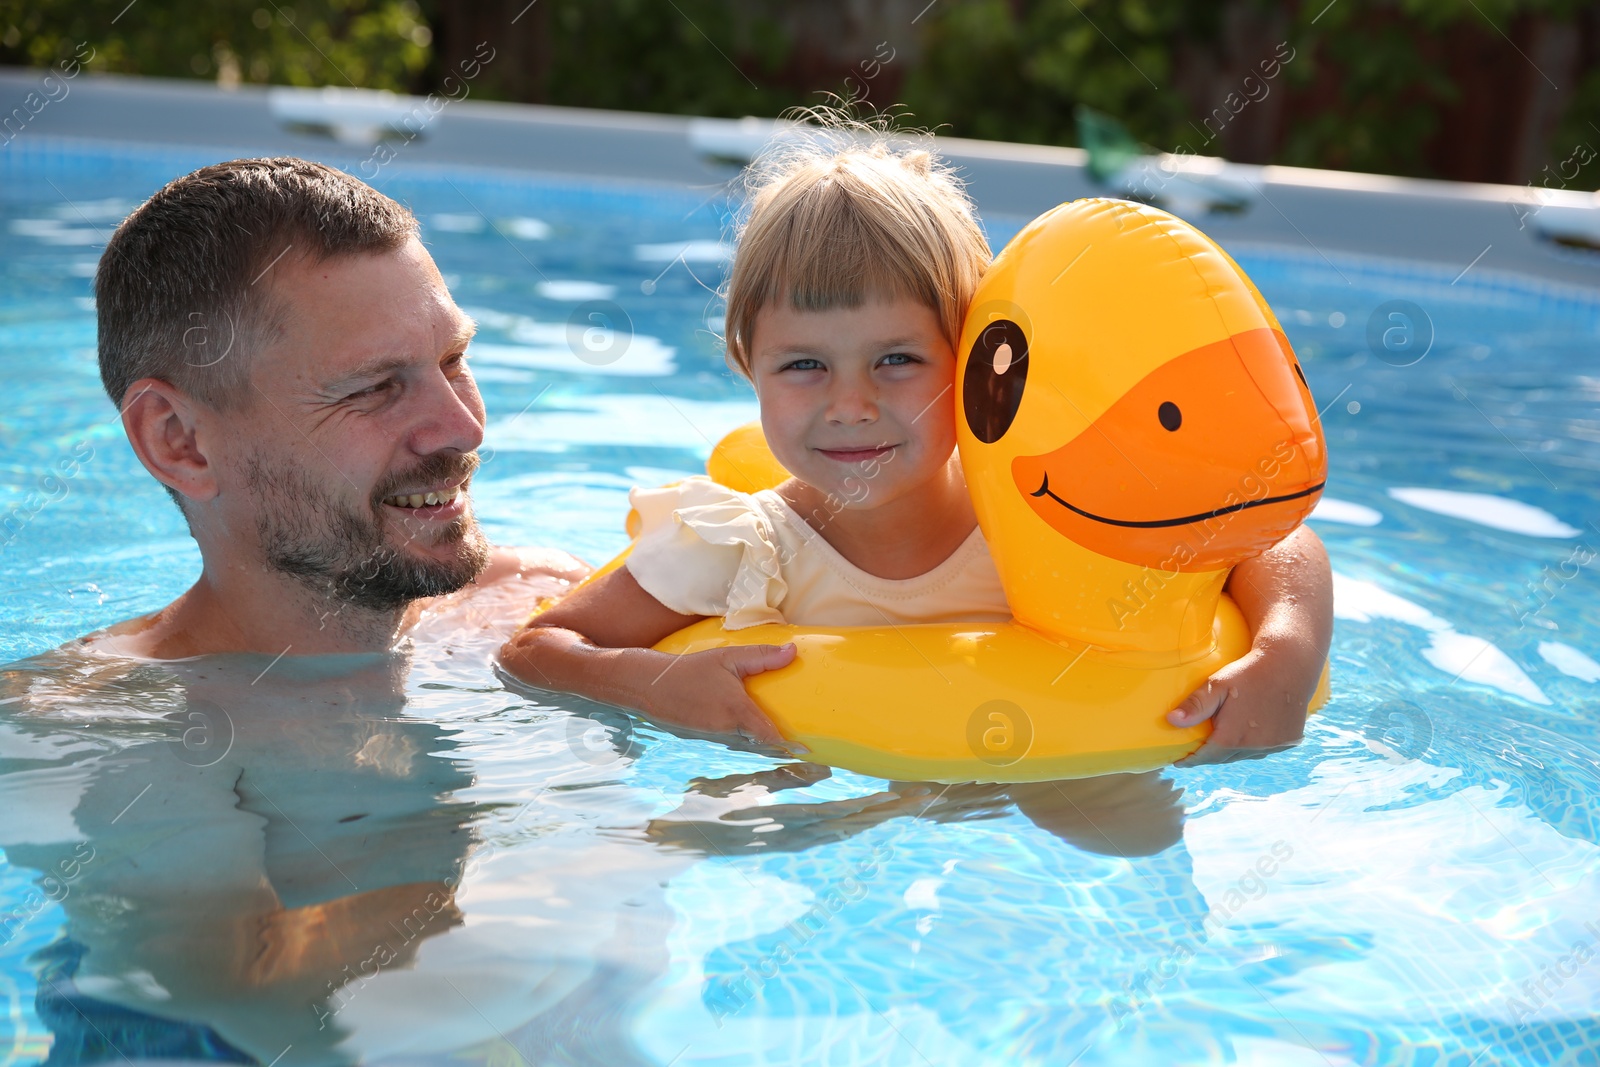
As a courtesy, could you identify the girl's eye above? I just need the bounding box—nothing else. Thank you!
[880,352,919,366]
[783,358,825,372]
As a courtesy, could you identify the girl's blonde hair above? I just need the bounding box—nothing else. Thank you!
[724,118,991,376]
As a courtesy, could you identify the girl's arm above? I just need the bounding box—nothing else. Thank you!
[1167,525,1333,762]
[498,566,795,744]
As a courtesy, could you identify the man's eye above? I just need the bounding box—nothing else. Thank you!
[347,380,393,401]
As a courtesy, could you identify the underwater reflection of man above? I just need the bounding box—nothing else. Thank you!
[0,653,478,1064]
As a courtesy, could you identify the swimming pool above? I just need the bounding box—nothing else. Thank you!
[2,138,1599,1066]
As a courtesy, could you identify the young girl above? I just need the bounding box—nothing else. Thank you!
[500,133,1332,758]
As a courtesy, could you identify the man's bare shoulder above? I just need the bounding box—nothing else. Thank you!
[473,546,592,590]
[409,546,593,642]
[3,634,172,709]
[71,605,187,660]
[70,588,242,661]
[56,548,594,662]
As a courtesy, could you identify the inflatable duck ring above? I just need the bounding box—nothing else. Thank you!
[608,198,1327,782]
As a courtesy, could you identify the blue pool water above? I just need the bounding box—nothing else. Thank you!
[2,138,1599,1066]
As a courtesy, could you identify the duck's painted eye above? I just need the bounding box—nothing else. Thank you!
[1293,362,1307,388]
[1158,401,1182,431]
[963,319,1029,444]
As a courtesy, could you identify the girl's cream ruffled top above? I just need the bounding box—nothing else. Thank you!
[625,476,1012,629]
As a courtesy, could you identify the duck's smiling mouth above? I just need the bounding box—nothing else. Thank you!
[1028,471,1326,529]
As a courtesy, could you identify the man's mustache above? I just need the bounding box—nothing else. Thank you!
[370,451,480,509]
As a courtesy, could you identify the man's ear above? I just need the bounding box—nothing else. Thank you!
[119,378,220,503]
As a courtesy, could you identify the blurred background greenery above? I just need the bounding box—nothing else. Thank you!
[3,0,1597,189]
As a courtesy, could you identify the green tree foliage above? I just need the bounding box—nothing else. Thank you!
[900,0,1598,186]
[522,0,796,116]
[902,0,1195,148]
[0,0,430,91]
[1,0,1594,187]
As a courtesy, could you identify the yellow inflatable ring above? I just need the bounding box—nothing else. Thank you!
[600,199,1329,783]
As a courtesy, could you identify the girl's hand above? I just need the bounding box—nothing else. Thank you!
[1167,646,1316,766]
[499,567,800,750]
[1171,525,1333,767]
[637,643,797,746]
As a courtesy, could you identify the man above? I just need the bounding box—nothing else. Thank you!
[0,157,676,1060]
[86,156,586,659]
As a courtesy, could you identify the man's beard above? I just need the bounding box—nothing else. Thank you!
[246,450,491,614]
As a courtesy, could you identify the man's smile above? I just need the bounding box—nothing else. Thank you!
[380,480,468,520]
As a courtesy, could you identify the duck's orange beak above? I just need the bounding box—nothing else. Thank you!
[1013,328,1325,572]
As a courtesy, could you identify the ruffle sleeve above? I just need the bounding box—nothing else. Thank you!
[624,476,788,629]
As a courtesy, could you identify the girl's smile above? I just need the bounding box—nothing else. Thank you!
[749,296,954,503]
[746,294,979,580]
[815,445,897,464]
